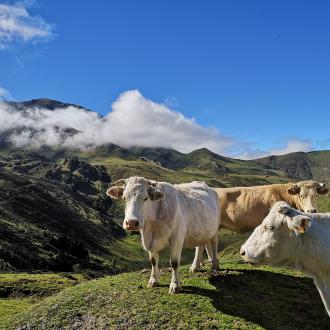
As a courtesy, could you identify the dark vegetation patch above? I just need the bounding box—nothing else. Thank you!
[0,151,126,273]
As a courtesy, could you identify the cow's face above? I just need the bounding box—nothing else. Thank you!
[240,201,311,266]
[287,181,328,213]
[106,176,164,231]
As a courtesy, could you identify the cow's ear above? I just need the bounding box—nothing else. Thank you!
[106,186,124,199]
[287,184,300,195]
[278,203,291,214]
[317,183,328,195]
[287,215,311,235]
[148,188,165,201]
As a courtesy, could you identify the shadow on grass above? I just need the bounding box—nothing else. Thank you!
[184,269,330,330]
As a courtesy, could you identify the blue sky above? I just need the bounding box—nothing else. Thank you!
[0,0,329,158]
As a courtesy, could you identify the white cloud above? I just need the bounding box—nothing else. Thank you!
[236,139,313,160]
[268,139,312,156]
[0,90,319,158]
[0,2,52,48]
[0,90,235,154]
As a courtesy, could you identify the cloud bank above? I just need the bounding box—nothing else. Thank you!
[235,139,313,159]
[267,139,312,156]
[0,2,53,48]
[0,90,318,159]
[0,90,234,154]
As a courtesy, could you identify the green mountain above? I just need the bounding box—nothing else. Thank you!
[254,150,330,185]
[0,150,139,273]
[0,99,329,329]
[1,144,329,273]
[0,98,329,274]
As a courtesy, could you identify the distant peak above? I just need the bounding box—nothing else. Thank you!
[7,98,91,112]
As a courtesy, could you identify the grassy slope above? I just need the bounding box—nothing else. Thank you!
[0,147,329,329]
[0,235,149,324]
[0,273,87,323]
[2,195,330,329]
[87,155,288,188]
[308,150,330,186]
[3,260,330,329]
[254,150,330,185]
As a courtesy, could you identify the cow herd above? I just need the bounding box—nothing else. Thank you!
[106,177,330,317]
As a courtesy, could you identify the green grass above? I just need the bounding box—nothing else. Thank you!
[89,155,292,188]
[2,260,329,330]
[318,194,330,213]
[0,273,87,323]
[0,298,35,321]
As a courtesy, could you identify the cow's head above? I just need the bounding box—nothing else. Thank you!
[106,176,165,231]
[240,201,311,266]
[287,180,328,213]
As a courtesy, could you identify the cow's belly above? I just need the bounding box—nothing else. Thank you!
[183,220,218,248]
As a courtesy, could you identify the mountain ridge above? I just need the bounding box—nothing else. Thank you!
[0,98,329,272]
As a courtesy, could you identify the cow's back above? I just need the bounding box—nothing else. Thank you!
[175,181,219,207]
[162,181,221,247]
[213,185,284,233]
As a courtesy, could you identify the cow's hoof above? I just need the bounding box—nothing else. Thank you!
[189,266,199,273]
[169,283,182,294]
[147,278,159,288]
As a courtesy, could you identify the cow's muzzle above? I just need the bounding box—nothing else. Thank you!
[124,219,140,231]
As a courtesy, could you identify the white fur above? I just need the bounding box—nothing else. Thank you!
[241,201,330,317]
[119,176,221,293]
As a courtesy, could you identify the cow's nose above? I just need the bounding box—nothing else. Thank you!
[125,219,140,230]
[240,249,246,256]
[307,208,316,213]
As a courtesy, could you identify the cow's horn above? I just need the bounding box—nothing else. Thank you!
[149,180,157,187]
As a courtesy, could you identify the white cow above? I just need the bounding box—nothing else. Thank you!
[240,201,330,317]
[106,176,221,293]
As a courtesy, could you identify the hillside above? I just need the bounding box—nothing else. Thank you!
[0,99,329,329]
[254,150,330,185]
[3,251,330,330]
[0,149,150,273]
[0,143,329,273]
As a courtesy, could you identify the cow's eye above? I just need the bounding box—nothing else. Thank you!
[144,197,148,201]
[266,225,274,230]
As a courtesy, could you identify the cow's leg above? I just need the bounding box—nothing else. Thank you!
[148,251,160,288]
[204,235,219,271]
[169,238,183,294]
[315,281,330,316]
[189,245,204,273]
[205,242,213,263]
[210,234,219,271]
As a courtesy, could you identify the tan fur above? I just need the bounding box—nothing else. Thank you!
[213,180,327,233]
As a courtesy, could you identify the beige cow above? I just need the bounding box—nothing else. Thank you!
[215,180,328,234]
[192,180,328,271]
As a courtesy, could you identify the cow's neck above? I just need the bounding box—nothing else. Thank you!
[287,219,330,282]
[140,221,173,253]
